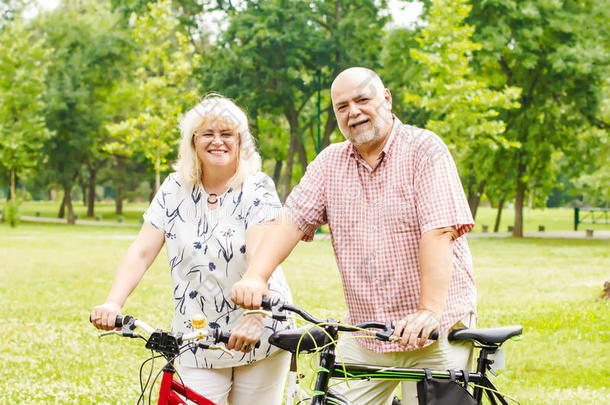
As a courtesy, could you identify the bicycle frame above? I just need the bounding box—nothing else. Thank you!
[260,298,518,405]
[156,362,216,405]
[309,337,510,405]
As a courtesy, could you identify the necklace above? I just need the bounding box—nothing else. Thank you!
[207,193,218,204]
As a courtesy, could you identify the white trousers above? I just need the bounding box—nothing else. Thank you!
[178,350,291,405]
[331,314,475,405]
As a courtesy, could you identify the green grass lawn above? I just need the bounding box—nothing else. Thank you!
[0,223,608,404]
[471,206,610,233]
[12,200,610,232]
[17,200,150,225]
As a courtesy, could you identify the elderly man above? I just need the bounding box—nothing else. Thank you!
[231,67,476,404]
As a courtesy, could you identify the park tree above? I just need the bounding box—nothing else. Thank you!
[105,0,200,192]
[209,0,388,199]
[400,0,520,219]
[38,0,132,223]
[571,79,610,207]
[110,0,212,53]
[465,0,610,236]
[0,17,52,204]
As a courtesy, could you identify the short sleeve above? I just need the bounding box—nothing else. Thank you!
[414,136,474,237]
[243,172,283,228]
[283,154,328,241]
[142,175,175,233]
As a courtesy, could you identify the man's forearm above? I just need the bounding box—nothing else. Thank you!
[245,214,305,281]
[418,226,457,317]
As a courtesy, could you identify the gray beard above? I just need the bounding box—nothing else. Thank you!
[349,123,381,146]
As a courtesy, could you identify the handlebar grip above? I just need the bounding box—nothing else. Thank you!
[88,314,126,327]
[214,330,260,348]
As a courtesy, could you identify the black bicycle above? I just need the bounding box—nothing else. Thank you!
[253,296,521,405]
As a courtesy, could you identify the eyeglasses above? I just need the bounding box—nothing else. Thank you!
[193,130,238,143]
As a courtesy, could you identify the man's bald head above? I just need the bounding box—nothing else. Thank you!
[331,67,386,102]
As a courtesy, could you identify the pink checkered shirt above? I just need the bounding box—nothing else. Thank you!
[284,117,476,353]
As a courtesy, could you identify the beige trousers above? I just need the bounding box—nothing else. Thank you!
[331,314,475,405]
[178,350,291,405]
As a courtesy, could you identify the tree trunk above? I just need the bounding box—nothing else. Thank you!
[65,184,75,224]
[58,190,67,218]
[60,184,75,223]
[9,168,16,201]
[494,198,504,233]
[321,106,337,149]
[281,132,298,202]
[149,177,156,202]
[466,175,475,212]
[80,179,87,206]
[470,180,486,220]
[87,167,96,217]
[272,159,282,186]
[514,181,526,237]
[116,184,123,215]
[295,133,308,176]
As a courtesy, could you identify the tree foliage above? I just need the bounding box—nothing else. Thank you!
[106,0,200,191]
[467,0,610,235]
[0,17,51,200]
[39,0,131,223]
[209,0,388,199]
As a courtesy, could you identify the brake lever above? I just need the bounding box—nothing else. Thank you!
[98,330,122,338]
[209,345,234,357]
[197,340,234,357]
[243,309,271,317]
[99,329,142,339]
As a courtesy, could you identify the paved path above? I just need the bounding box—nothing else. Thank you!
[20,215,135,227]
[18,216,610,240]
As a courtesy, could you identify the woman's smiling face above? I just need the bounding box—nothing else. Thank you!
[193,118,240,174]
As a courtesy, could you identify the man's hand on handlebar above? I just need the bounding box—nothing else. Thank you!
[230,273,269,309]
[91,302,122,331]
[392,309,440,350]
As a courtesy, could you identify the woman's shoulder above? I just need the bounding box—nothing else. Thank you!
[242,171,276,191]
[160,172,191,191]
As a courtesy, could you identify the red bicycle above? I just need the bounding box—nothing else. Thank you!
[93,314,257,405]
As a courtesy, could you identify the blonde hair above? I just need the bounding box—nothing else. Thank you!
[175,94,261,189]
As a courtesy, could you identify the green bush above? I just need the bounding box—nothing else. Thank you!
[117,215,124,223]
[3,199,21,227]
[95,214,102,221]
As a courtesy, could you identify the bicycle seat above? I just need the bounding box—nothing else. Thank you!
[268,326,328,353]
[448,326,522,345]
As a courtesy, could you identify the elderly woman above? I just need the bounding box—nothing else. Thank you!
[91,95,292,404]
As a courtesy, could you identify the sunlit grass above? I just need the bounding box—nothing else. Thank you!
[0,223,608,404]
[14,200,610,232]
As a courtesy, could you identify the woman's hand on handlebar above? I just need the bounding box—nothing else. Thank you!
[90,302,122,331]
[226,313,263,353]
[230,273,269,310]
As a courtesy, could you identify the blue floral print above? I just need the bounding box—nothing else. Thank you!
[143,172,293,369]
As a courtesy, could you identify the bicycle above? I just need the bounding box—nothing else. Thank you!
[91,314,258,405]
[252,296,522,405]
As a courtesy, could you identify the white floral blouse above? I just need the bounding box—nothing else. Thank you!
[143,171,293,369]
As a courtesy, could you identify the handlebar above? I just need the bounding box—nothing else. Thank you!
[260,296,439,341]
[89,314,259,355]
